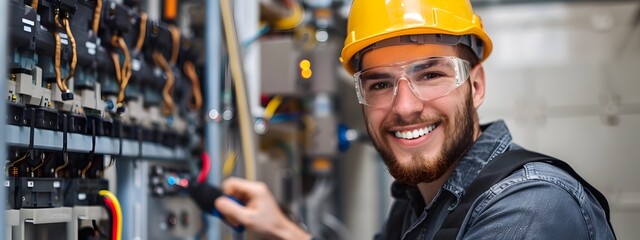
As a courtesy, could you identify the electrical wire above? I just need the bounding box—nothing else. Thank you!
[100,190,122,240]
[63,17,77,88]
[242,24,270,49]
[31,153,51,175]
[183,60,203,111]
[31,0,38,11]
[6,153,30,174]
[53,12,68,94]
[115,37,132,107]
[134,12,147,53]
[271,0,304,31]
[102,196,118,240]
[169,25,180,65]
[111,51,122,85]
[263,96,283,121]
[92,0,102,34]
[54,152,69,177]
[220,0,257,181]
[196,152,211,184]
[81,158,93,178]
[152,50,175,116]
[222,150,237,178]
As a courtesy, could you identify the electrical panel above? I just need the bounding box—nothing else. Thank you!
[4,0,362,239]
[5,0,207,239]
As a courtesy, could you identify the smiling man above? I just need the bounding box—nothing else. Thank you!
[214,0,616,239]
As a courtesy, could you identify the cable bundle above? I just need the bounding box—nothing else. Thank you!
[100,190,122,240]
[52,10,77,100]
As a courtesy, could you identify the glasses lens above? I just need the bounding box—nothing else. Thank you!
[406,58,461,100]
[355,57,469,108]
[357,68,398,107]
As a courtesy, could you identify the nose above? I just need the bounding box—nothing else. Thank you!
[391,79,423,119]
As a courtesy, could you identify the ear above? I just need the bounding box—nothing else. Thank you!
[470,64,486,109]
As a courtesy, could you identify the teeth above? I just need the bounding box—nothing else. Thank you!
[394,124,437,140]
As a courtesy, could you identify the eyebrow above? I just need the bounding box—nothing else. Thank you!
[411,59,448,71]
[362,72,394,80]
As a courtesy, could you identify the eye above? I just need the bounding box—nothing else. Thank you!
[418,72,445,81]
[367,81,394,91]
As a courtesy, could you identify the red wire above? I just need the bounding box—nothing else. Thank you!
[196,152,211,184]
[103,197,118,240]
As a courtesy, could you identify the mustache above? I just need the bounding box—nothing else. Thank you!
[380,114,446,130]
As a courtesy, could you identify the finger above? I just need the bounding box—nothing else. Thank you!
[215,196,251,226]
[221,177,266,199]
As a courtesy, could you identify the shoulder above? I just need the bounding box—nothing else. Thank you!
[493,161,587,201]
[460,162,612,239]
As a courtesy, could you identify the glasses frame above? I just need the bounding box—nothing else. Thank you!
[353,56,471,108]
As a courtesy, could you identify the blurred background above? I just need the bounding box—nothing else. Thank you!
[1,0,638,239]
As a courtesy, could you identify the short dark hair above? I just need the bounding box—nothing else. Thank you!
[456,44,480,68]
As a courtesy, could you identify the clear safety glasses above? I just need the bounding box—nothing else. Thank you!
[353,56,471,108]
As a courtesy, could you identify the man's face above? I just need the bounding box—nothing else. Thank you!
[360,44,483,185]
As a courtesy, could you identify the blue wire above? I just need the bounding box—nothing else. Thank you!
[269,113,302,124]
[242,25,270,49]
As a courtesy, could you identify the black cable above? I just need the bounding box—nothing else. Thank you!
[117,122,123,158]
[90,119,96,161]
[28,108,36,164]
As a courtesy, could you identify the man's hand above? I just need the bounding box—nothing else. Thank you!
[215,177,311,240]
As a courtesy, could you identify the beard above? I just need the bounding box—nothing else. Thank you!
[367,90,477,185]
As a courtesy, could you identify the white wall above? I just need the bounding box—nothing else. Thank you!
[477,2,640,239]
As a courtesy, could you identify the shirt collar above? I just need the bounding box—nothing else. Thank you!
[390,120,513,209]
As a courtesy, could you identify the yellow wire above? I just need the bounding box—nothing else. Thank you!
[272,0,304,31]
[220,0,257,181]
[222,151,238,178]
[99,190,122,240]
[263,96,283,121]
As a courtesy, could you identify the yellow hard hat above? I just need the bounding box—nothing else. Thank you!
[340,0,493,74]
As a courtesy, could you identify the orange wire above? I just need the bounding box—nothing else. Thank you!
[31,0,38,11]
[92,0,102,34]
[117,37,132,105]
[52,11,67,93]
[169,25,180,65]
[134,12,147,53]
[63,17,77,90]
[111,52,122,85]
[152,51,175,115]
[81,158,92,178]
[184,61,202,111]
